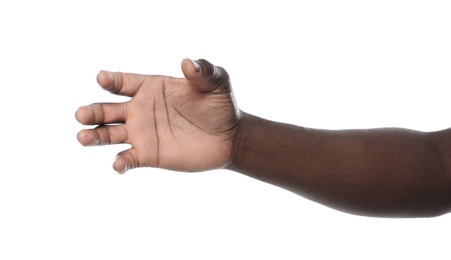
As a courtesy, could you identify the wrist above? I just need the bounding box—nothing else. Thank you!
[225,111,259,172]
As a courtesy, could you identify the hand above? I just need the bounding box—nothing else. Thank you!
[76,59,240,173]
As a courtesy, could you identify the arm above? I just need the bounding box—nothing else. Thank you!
[76,58,451,218]
[228,112,451,217]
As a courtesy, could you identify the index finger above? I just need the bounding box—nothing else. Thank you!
[97,70,146,97]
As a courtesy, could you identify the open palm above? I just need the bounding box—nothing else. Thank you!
[76,59,239,173]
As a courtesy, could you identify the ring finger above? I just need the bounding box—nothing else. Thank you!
[77,124,128,146]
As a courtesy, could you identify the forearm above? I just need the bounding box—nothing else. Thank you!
[227,112,451,217]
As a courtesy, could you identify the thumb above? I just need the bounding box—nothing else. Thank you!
[181,58,231,92]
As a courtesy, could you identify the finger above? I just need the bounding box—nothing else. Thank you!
[113,148,139,174]
[75,103,127,125]
[97,70,146,97]
[181,58,231,93]
[77,125,127,146]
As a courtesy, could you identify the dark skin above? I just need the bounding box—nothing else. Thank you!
[76,59,451,218]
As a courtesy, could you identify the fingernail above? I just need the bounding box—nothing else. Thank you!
[99,71,114,90]
[91,138,100,146]
[105,71,113,80]
[114,163,126,174]
[113,156,128,174]
[191,59,201,72]
[105,71,114,90]
[121,163,129,174]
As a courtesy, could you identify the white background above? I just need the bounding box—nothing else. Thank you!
[1,0,450,259]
